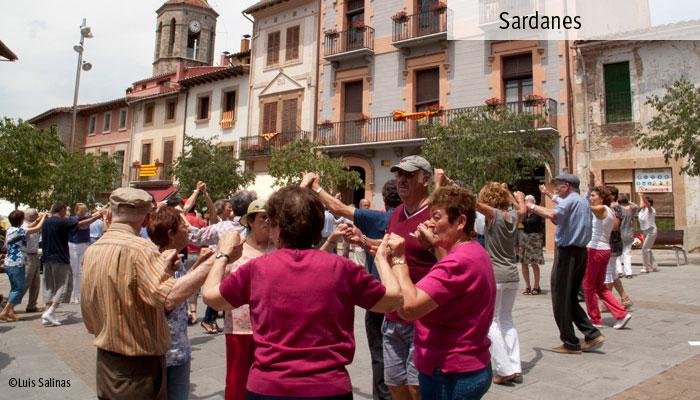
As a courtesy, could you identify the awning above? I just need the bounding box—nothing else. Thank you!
[147,186,177,202]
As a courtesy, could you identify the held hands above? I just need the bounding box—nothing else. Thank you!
[386,233,405,259]
[161,249,181,276]
[218,231,244,261]
[514,191,526,203]
[539,184,551,197]
[414,221,438,250]
[300,172,321,191]
[196,181,207,193]
[191,247,214,270]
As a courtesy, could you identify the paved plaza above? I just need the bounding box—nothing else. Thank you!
[1,250,699,400]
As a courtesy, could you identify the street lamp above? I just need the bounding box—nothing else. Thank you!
[70,18,94,151]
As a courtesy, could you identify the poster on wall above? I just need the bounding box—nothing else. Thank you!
[635,168,673,193]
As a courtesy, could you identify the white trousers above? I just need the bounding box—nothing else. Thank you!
[489,282,521,376]
[616,239,634,276]
[641,227,658,269]
[69,242,89,301]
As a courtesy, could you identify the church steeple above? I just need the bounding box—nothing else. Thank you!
[152,0,219,75]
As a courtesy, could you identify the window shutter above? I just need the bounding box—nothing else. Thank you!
[281,99,298,132]
[415,68,440,105]
[141,143,151,164]
[263,102,278,133]
[502,53,533,80]
[163,140,174,166]
[604,62,632,122]
[267,31,280,66]
[286,26,300,61]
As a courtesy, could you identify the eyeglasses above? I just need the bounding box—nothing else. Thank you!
[395,170,418,178]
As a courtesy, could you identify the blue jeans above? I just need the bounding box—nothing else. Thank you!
[203,305,218,323]
[5,266,26,305]
[167,359,190,400]
[418,364,492,400]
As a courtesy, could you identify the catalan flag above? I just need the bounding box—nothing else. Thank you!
[139,164,158,177]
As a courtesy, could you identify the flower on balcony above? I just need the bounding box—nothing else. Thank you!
[524,94,545,106]
[485,97,504,108]
[352,20,366,30]
[392,11,409,22]
[427,104,444,114]
[132,160,141,166]
[432,1,448,13]
[324,28,338,37]
[320,119,334,128]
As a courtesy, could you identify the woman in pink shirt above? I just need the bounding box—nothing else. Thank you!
[203,186,402,399]
[390,186,496,399]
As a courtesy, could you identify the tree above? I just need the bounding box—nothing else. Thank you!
[636,78,700,176]
[0,118,65,208]
[268,138,363,193]
[171,136,254,202]
[51,152,122,209]
[421,106,557,191]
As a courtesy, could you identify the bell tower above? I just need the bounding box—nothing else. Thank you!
[152,0,218,75]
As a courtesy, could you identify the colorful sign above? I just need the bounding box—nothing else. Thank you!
[635,168,672,193]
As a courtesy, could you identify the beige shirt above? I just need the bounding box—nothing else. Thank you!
[81,223,175,356]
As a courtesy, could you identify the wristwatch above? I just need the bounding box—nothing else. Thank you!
[391,256,406,266]
[215,252,231,262]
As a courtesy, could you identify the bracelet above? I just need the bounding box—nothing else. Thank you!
[391,256,406,266]
[360,235,368,249]
[314,187,323,193]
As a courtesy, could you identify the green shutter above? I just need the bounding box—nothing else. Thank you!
[604,62,632,123]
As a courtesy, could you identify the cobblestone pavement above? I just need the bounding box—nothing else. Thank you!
[1,250,699,399]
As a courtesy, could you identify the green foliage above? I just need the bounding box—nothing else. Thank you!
[51,152,122,209]
[171,136,254,201]
[0,118,65,208]
[636,78,700,176]
[421,107,556,191]
[268,138,363,193]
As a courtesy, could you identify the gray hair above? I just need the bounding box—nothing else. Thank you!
[231,190,257,217]
[24,208,38,219]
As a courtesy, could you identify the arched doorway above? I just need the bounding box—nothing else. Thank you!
[339,166,366,207]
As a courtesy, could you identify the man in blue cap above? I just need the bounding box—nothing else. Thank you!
[528,173,604,354]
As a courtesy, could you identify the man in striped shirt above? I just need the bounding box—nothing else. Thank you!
[81,188,215,400]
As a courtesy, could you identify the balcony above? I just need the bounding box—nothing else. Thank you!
[392,9,448,48]
[129,163,173,188]
[239,130,311,158]
[324,26,375,63]
[315,98,557,150]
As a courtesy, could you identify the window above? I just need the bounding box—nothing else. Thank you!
[103,112,112,133]
[262,102,278,133]
[281,99,298,132]
[223,91,236,112]
[141,143,152,164]
[285,26,300,61]
[604,61,632,123]
[197,96,210,120]
[155,22,162,58]
[346,0,365,49]
[221,91,236,129]
[88,115,97,134]
[267,31,281,66]
[144,103,155,125]
[163,140,175,179]
[166,99,177,121]
[119,108,128,130]
[168,18,176,56]
[415,67,440,111]
[187,31,200,59]
[503,53,533,111]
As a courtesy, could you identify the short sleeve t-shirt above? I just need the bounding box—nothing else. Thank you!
[68,216,91,244]
[385,203,437,323]
[186,214,207,254]
[353,207,394,279]
[484,210,519,283]
[219,248,385,397]
[414,241,496,375]
[41,216,79,264]
[4,226,27,267]
[552,192,592,247]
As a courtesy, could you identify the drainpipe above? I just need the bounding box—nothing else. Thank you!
[576,47,592,178]
[564,39,575,174]
[313,0,321,139]
[243,10,259,155]
[181,88,189,158]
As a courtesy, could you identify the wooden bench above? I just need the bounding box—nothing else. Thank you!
[651,230,688,267]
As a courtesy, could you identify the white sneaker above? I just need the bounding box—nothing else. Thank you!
[593,323,605,328]
[613,313,632,329]
[41,312,62,327]
[640,268,649,273]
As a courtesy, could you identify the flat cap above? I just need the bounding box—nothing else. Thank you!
[553,173,580,189]
[390,155,432,174]
[109,188,153,215]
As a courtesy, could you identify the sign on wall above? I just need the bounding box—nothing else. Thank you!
[635,168,673,193]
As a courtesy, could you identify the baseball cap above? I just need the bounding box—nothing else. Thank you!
[390,155,432,174]
[109,188,153,215]
[240,199,266,226]
[553,173,580,189]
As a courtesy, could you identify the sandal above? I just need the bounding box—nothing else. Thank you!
[522,288,531,295]
[188,312,197,326]
[212,321,223,333]
[531,288,541,295]
[200,321,217,334]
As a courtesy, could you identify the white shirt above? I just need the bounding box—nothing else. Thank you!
[587,206,615,250]
[638,207,656,231]
[22,222,40,254]
[475,211,486,235]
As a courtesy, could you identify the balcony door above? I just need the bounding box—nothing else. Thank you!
[343,80,364,144]
[503,53,533,113]
[415,67,440,137]
[346,0,365,51]
[417,0,440,36]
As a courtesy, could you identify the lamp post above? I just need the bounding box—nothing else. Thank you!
[70,18,93,151]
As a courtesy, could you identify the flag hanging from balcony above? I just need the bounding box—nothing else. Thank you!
[261,132,279,141]
[139,164,158,177]
[392,109,440,122]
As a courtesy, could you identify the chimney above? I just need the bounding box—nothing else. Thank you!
[220,51,230,66]
[240,38,250,53]
[175,60,186,81]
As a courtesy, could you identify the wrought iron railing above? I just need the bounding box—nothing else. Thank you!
[605,91,632,123]
[239,130,312,158]
[324,27,375,58]
[129,164,171,182]
[315,98,557,146]
[392,9,448,43]
[479,0,537,25]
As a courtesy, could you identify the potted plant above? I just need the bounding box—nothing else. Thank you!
[427,104,444,115]
[352,20,366,31]
[320,119,334,129]
[324,28,338,38]
[485,97,504,109]
[524,93,545,107]
[392,11,409,22]
[432,1,448,13]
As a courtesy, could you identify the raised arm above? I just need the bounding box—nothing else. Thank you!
[300,172,355,221]
[512,191,528,222]
[26,213,47,235]
[320,226,344,252]
[385,234,437,320]
[164,248,215,312]
[368,234,403,313]
[183,181,204,213]
[77,209,103,227]
[202,232,244,311]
